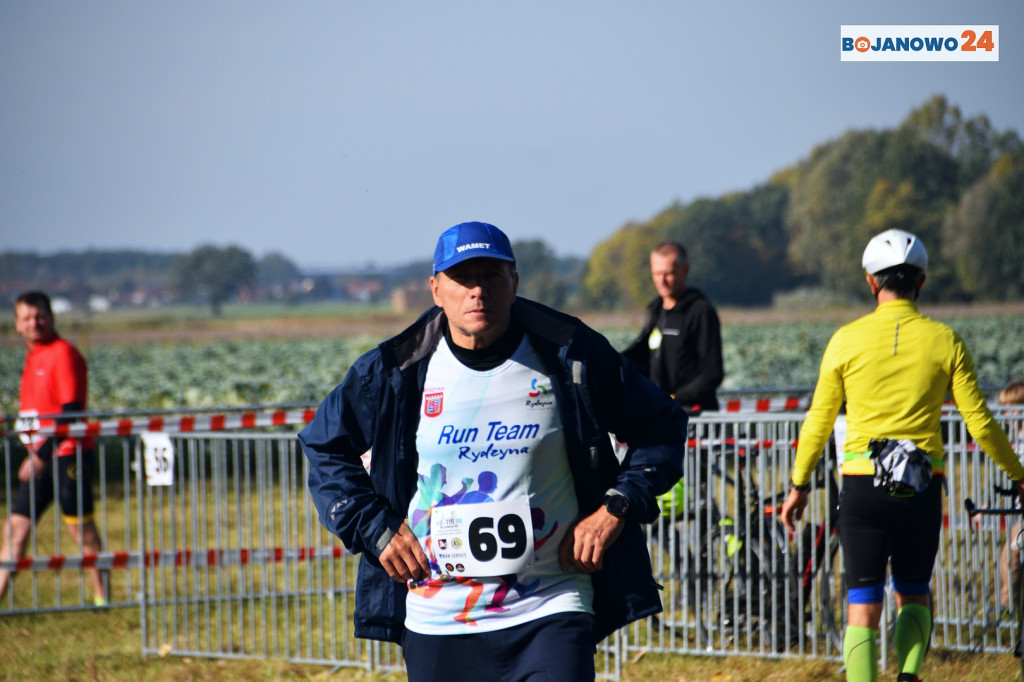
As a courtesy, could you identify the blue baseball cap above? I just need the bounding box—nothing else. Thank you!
[432,222,516,274]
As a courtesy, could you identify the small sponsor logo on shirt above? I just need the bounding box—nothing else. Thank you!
[525,397,555,410]
[424,391,444,417]
[526,377,555,409]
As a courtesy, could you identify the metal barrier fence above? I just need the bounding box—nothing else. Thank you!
[0,433,142,614]
[2,406,1023,678]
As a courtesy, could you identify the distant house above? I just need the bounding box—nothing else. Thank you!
[51,297,74,314]
[88,295,112,312]
[346,278,384,303]
[391,285,434,313]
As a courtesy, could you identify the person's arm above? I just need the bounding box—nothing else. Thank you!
[18,441,49,482]
[601,347,689,523]
[559,340,688,571]
[378,520,430,584]
[950,335,1024,481]
[782,334,844,533]
[299,356,424,579]
[791,335,844,488]
[670,302,724,407]
[53,344,88,457]
[559,505,625,573]
[19,400,84,482]
[780,487,809,535]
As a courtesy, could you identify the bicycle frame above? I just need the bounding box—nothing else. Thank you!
[964,487,1024,681]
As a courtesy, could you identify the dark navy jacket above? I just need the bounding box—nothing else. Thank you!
[298,298,687,644]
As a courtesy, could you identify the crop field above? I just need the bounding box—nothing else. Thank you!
[2,308,1024,417]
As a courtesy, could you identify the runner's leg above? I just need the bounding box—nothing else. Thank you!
[0,514,33,600]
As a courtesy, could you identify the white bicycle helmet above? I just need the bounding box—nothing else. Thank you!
[861,229,928,275]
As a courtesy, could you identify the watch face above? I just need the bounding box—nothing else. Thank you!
[606,495,628,518]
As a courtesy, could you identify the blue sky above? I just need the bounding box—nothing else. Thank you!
[1,2,1020,269]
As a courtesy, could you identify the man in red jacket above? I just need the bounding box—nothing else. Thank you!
[0,291,105,605]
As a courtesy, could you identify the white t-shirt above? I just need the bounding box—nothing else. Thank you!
[405,336,593,634]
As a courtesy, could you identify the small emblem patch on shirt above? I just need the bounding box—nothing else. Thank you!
[424,391,444,417]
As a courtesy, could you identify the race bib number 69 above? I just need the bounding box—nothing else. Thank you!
[429,499,535,577]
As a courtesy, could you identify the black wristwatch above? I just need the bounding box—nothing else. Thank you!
[603,491,630,519]
[789,479,812,493]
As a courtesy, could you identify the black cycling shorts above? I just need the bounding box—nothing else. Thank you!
[11,451,96,523]
[838,473,942,600]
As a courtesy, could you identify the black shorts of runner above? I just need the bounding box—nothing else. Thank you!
[839,473,942,601]
[401,611,596,682]
[12,451,96,524]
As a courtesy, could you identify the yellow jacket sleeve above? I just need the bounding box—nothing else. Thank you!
[950,334,1024,480]
[791,332,845,487]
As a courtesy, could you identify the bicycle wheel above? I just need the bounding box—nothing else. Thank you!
[698,521,796,652]
[1017,518,1024,681]
[697,525,745,650]
[1018,561,1023,681]
[816,530,845,652]
[1018,608,1023,681]
[753,518,802,652]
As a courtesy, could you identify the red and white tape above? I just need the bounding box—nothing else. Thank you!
[3,399,815,440]
[685,437,799,452]
[1,551,136,573]
[4,512,999,575]
[0,544,346,574]
[6,408,318,439]
[721,397,809,413]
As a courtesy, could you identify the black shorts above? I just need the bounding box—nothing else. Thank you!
[401,612,596,682]
[839,474,942,601]
[11,451,96,524]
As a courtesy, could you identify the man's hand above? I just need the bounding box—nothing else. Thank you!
[18,452,46,483]
[378,520,430,584]
[780,487,808,535]
[558,506,625,573]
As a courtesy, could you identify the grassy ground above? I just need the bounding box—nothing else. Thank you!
[0,607,1018,681]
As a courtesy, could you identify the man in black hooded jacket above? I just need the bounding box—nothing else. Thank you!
[623,241,724,413]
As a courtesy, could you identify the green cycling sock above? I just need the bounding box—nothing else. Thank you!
[843,625,878,682]
[894,603,931,675]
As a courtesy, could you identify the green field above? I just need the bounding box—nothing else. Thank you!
[3,307,1023,417]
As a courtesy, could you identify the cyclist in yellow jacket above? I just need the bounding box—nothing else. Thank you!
[780,229,1024,682]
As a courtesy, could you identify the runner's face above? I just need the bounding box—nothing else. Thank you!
[650,251,689,304]
[430,258,518,350]
[14,303,56,347]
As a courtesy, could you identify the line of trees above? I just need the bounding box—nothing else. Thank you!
[581,95,1024,309]
[0,247,302,316]
[0,240,583,317]
[3,96,1019,315]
